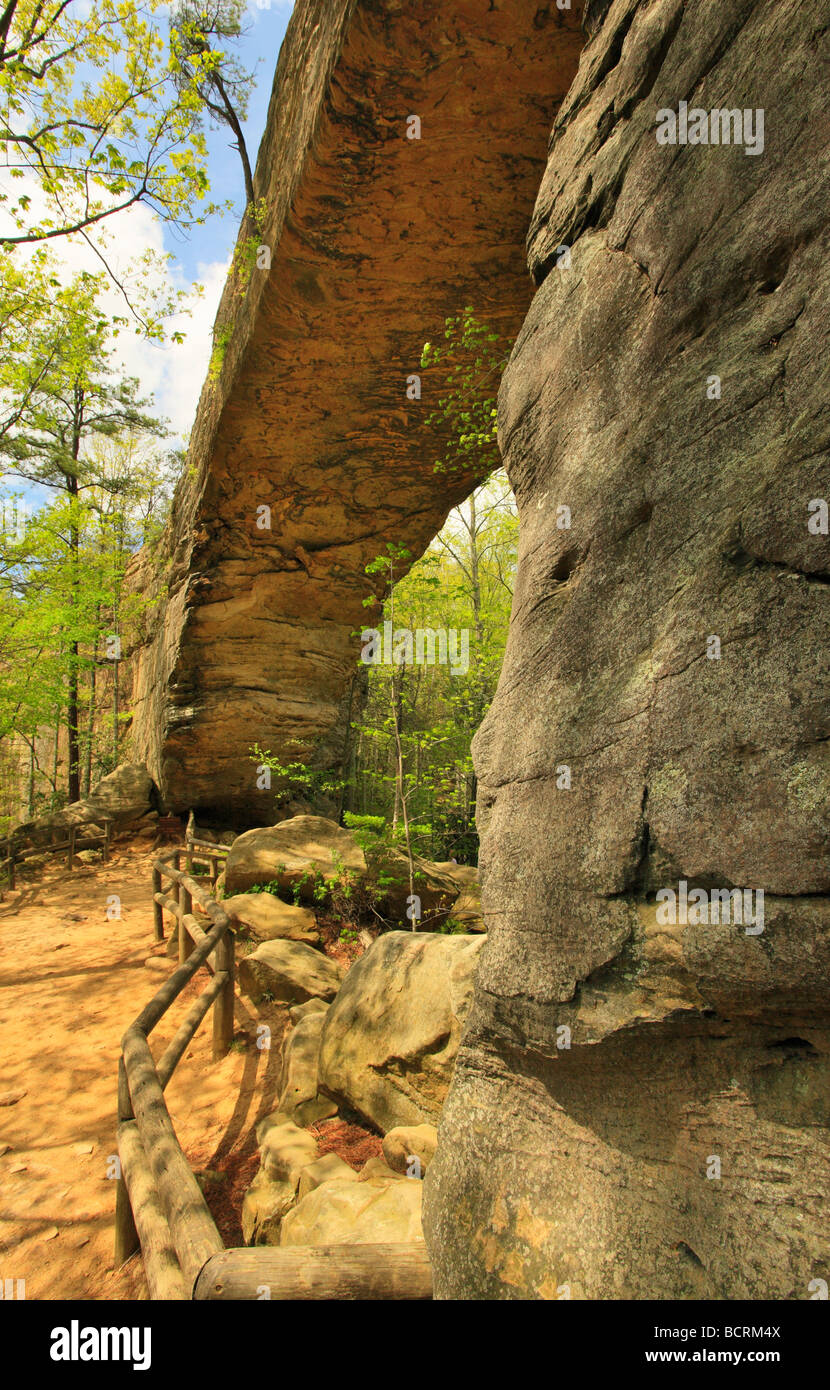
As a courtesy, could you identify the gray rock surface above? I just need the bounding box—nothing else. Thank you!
[424,0,830,1300]
[318,930,485,1132]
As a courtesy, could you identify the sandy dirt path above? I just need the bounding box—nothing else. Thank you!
[0,842,282,1300]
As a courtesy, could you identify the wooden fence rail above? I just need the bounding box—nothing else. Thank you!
[115,834,432,1301]
[1,819,113,898]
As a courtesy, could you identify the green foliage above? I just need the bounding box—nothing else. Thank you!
[250,742,344,808]
[0,0,234,250]
[0,264,181,817]
[435,916,468,935]
[350,474,517,862]
[208,325,232,381]
[420,306,507,482]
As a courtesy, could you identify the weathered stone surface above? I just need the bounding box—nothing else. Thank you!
[278,1007,338,1126]
[288,997,329,1025]
[258,1118,318,1184]
[318,931,485,1132]
[449,882,486,933]
[238,939,344,1005]
[279,1175,423,1248]
[424,0,830,1300]
[241,1118,319,1244]
[297,1152,359,1201]
[12,763,156,851]
[382,1125,438,1176]
[241,1173,297,1246]
[224,816,365,897]
[356,1156,406,1183]
[128,0,585,819]
[223,892,320,944]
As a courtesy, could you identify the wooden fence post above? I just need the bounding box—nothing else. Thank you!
[103,819,111,864]
[178,879,193,965]
[114,1058,140,1266]
[152,866,164,942]
[212,927,235,1059]
[66,824,75,871]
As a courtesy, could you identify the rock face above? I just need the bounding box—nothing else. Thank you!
[127,0,586,819]
[222,892,320,944]
[238,939,344,1005]
[12,763,156,851]
[424,0,830,1299]
[277,1005,338,1126]
[280,1173,423,1248]
[318,931,485,1132]
[224,816,366,896]
[242,1117,319,1245]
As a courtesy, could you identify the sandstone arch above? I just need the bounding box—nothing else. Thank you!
[130,0,585,820]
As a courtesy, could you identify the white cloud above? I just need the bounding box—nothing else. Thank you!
[3,178,229,448]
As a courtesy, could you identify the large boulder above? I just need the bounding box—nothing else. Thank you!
[317,931,485,1131]
[279,1173,424,1248]
[238,940,344,1006]
[225,815,366,897]
[85,764,155,823]
[241,1118,318,1245]
[278,1006,338,1126]
[12,762,156,850]
[223,893,320,945]
[424,0,830,1301]
[382,1124,439,1177]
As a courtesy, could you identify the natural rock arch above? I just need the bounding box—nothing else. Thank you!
[130,0,586,821]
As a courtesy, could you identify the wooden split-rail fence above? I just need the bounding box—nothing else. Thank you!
[114,836,433,1301]
[1,818,113,898]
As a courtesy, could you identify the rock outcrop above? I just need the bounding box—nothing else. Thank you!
[224,815,366,896]
[222,892,320,944]
[277,1003,338,1126]
[127,0,586,819]
[424,0,830,1299]
[11,763,157,853]
[280,1171,423,1248]
[238,939,344,1005]
[317,931,485,1131]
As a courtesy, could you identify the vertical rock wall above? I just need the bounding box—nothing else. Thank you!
[424,0,830,1299]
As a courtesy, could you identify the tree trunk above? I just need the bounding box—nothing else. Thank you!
[84,629,98,796]
[27,736,35,818]
[66,391,83,804]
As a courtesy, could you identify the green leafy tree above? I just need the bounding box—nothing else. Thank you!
[0,0,221,248]
[0,268,165,800]
[169,0,257,208]
[420,305,508,483]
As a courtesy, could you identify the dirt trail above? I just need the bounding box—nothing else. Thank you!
[0,842,281,1300]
